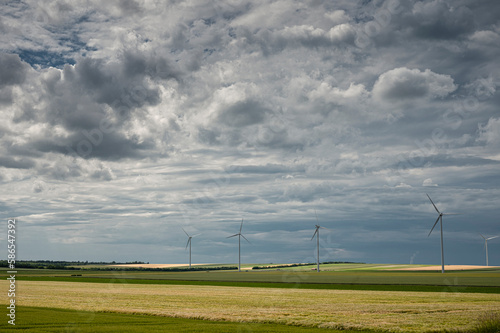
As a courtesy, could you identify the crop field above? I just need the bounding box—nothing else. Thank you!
[2,279,500,332]
[2,264,500,332]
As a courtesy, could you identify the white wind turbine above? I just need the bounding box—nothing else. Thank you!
[227,219,250,272]
[426,194,460,273]
[311,210,327,272]
[479,234,499,267]
[182,228,199,269]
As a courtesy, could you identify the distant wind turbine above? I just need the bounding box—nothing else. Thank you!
[311,210,327,272]
[182,228,199,269]
[479,234,499,266]
[227,219,250,272]
[426,194,460,274]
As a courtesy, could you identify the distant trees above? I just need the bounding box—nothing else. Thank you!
[0,260,235,272]
[0,260,146,270]
[252,262,364,270]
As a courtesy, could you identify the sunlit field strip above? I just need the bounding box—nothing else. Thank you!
[7,280,500,332]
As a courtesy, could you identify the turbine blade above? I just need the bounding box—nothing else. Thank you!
[426,194,440,214]
[311,229,318,240]
[227,234,239,238]
[428,216,440,237]
[182,228,190,237]
[240,219,244,233]
[241,234,251,244]
[487,236,499,241]
[185,238,191,250]
[443,213,461,216]
[479,233,486,240]
[315,209,319,223]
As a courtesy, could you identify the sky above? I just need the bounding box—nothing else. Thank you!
[1,0,499,266]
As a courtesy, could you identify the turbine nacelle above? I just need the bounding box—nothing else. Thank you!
[427,194,461,237]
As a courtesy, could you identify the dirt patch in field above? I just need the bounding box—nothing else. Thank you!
[394,265,499,271]
[108,263,213,268]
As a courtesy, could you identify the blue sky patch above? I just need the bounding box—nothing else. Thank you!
[17,49,75,68]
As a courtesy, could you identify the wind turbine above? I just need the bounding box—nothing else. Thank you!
[479,234,499,266]
[311,210,326,272]
[426,194,460,273]
[182,228,198,269]
[227,219,250,272]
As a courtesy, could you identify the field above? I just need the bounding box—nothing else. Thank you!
[2,263,500,332]
[3,306,333,332]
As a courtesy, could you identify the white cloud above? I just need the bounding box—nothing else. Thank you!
[469,30,500,44]
[372,67,457,102]
[422,178,438,187]
[324,10,350,25]
[308,82,368,104]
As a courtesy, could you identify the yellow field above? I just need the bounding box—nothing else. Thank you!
[3,280,500,332]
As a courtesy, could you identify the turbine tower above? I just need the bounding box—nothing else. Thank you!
[426,194,460,273]
[182,228,199,269]
[227,219,250,272]
[311,210,326,272]
[480,234,499,266]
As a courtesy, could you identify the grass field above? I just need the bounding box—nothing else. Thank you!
[2,264,500,332]
[1,306,340,332]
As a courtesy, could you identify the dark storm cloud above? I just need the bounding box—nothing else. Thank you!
[0,156,35,169]
[29,131,155,161]
[217,100,269,127]
[122,50,180,81]
[67,57,161,114]
[65,131,156,161]
[408,1,475,40]
[0,53,28,87]
[39,49,180,129]
[117,0,144,16]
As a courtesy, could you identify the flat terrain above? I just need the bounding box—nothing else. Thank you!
[16,265,500,289]
[101,263,500,271]
[3,264,500,332]
[2,306,336,332]
[108,263,213,268]
[394,265,500,271]
[5,280,500,332]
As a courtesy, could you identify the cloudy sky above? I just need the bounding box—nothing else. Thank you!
[1,0,499,266]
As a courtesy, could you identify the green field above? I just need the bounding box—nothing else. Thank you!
[1,306,340,332]
[2,264,500,332]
